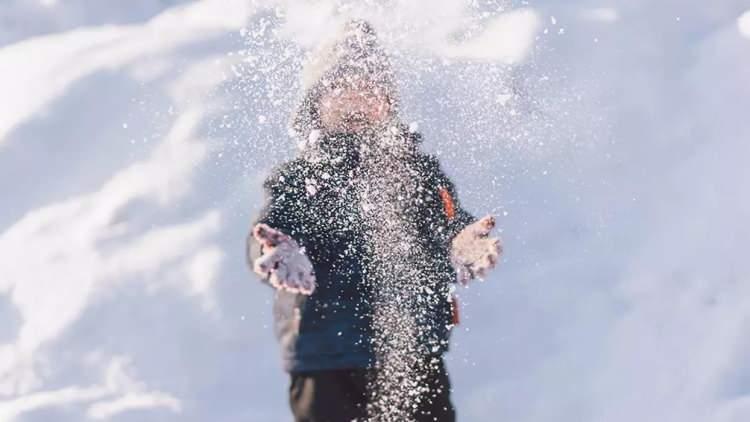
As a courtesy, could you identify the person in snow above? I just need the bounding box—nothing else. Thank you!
[247,20,502,422]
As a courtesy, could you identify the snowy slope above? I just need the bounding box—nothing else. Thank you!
[1,1,749,421]
[0,0,195,47]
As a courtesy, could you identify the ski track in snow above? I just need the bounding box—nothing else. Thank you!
[1,0,749,421]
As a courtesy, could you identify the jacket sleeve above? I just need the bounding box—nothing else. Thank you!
[246,160,310,284]
[421,155,476,248]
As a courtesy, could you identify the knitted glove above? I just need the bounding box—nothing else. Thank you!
[450,215,503,285]
[252,223,316,295]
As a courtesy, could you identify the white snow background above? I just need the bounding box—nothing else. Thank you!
[1,0,749,421]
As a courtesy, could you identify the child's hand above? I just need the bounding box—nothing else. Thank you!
[450,215,503,285]
[252,224,316,295]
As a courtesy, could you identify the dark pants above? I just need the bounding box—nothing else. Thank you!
[289,358,456,422]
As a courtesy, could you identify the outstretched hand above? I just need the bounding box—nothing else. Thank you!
[253,224,316,295]
[450,215,503,285]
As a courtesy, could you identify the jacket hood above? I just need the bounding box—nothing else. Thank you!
[290,19,403,147]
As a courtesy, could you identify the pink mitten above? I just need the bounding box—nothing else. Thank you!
[252,224,316,295]
[450,215,503,285]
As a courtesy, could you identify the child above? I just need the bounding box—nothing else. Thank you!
[247,20,502,422]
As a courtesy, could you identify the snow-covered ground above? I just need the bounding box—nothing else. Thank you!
[1,0,749,421]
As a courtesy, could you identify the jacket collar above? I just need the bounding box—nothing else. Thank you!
[299,122,422,165]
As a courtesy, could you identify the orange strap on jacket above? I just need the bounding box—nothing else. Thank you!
[451,295,460,326]
[438,187,456,220]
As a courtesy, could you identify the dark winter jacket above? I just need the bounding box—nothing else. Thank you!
[247,129,475,372]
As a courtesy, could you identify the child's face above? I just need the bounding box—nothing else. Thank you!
[318,80,391,134]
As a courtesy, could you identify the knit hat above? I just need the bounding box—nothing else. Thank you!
[290,19,401,145]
